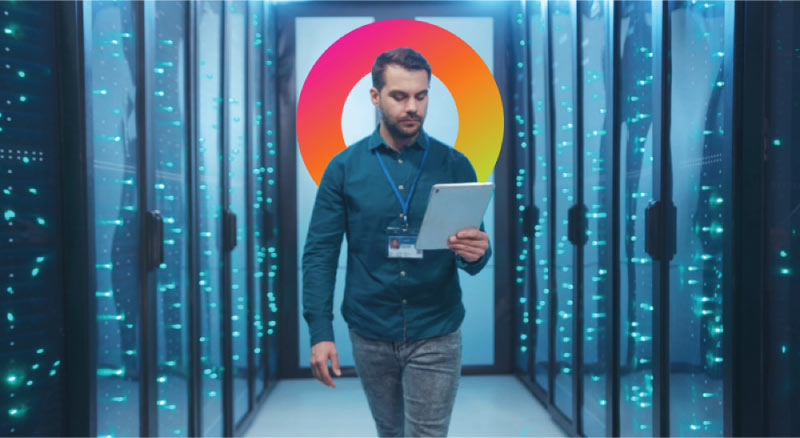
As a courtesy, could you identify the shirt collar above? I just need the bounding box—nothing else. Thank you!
[368,125,429,151]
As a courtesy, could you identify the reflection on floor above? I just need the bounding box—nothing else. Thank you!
[244,375,567,437]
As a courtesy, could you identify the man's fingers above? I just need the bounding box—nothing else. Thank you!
[461,249,484,260]
[316,361,335,388]
[310,356,336,388]
[331,353,342,377]
[448,241,489,251]
[452,246,484,261]
[310,342,340,388]
[311,362,324,385]
[455,227,484,239]
[448,244,487,260]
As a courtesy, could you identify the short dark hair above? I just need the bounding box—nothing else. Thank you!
[371,47,431,91]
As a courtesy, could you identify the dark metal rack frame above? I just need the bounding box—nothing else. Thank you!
[607,2,621,436]
[542,1,575,434]
[220,3,234,437]
[187,2,202,435]
[514,0,553,420]
[138,1,158,435]
[507,0,531,386]
[60,0,93,435]
[570,1,586,433]
[510,0,550,408]
[543,0,558,423]
[728,1,765,436]
[245,0,257,427]
[650,2,670,436]
[516,0,547,403]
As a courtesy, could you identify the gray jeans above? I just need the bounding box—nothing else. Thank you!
[349,328,462,437]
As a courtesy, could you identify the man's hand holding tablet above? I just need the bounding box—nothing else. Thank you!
[447,227,490,262]
[415,182,494,251]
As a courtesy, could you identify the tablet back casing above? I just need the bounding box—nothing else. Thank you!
[416,182,494,250]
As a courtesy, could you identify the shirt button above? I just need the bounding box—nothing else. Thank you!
[402,299,408,304]
[398,184,404,190]
[400,271,406,277]
[398,159,404,164]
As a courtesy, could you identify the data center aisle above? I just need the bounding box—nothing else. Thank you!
[244,375,566,437]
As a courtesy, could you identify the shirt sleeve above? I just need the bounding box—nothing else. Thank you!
[302,156,346,346]
[452,151,492,276]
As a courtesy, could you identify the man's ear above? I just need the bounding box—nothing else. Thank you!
[369,87,380,107]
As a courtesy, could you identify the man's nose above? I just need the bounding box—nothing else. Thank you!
[405,98,417,114]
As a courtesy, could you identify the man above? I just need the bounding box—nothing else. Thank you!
[302,47,492,437]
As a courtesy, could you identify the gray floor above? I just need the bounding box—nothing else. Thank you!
[244,375,568,437]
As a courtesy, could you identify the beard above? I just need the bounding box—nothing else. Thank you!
[379,106,423,139]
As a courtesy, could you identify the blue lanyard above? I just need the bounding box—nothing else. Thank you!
[375,144,429,230]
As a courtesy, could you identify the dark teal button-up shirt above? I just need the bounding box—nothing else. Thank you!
[302,127,492,345]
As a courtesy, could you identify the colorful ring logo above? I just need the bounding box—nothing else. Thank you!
[297,19,504,185]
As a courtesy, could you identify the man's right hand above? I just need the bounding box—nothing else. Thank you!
[310,341,342,388]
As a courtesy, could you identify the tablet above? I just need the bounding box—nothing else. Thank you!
[415,182,494,250]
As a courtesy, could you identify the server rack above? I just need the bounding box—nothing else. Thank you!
[0,2,67,435]
[49,0,281,436]
[511,0,743,436]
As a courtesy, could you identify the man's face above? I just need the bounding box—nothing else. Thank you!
[371,64,429,140]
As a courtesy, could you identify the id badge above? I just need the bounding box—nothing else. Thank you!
[386,226,423,259]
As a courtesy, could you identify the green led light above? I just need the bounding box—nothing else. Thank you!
[4,210,15,220]
[779,268,791,275]
[97,367,125,377]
